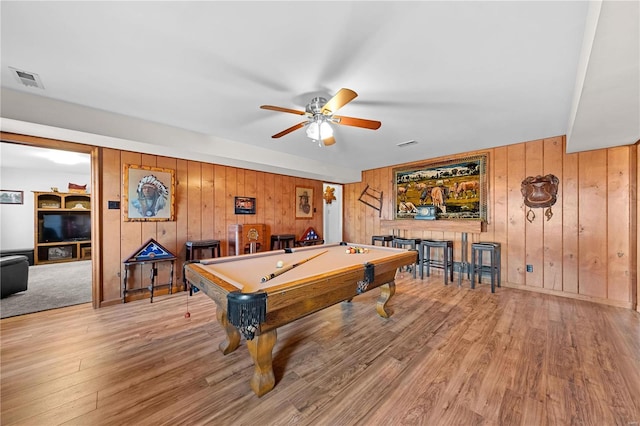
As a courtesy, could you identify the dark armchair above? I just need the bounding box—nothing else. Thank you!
[1,255,29,298]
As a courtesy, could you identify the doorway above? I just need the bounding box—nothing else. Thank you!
[322,183,343,244]
[0,139,95,317]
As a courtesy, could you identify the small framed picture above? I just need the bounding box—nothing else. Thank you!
[295,186,313,219]
[234,196,256,214]
[0,190,24,205]
[123,164,175,221]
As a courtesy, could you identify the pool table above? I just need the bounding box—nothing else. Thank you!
[183,242,417,396]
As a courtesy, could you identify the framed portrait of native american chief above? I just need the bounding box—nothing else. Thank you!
[123,164,175,221]
[295,186,313,219]
[393,154,488,221]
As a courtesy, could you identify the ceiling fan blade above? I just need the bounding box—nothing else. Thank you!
[260,105,306,115]
[321,88,358,114]
[272,122,306,138]
[334,115,381,130]
[322,136,336,146]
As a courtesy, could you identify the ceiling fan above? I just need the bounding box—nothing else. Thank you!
[260,88,381,146]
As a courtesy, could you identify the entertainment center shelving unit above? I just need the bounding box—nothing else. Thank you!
[34,191,91,265]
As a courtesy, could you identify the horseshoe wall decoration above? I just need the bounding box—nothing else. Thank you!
[520,174,559,223]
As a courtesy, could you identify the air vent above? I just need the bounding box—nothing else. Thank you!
[396,140,417,148]
[9,67,45,89]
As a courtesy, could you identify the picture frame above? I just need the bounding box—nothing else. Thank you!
[295,186,314,219]
[234,196,256,215]
[123,164,175,221]
[393,153,488,221]
[0,190,24,205]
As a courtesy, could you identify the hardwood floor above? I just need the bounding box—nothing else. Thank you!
[1,273,639,425]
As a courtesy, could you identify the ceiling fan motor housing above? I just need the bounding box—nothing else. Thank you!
[306,97,328,115]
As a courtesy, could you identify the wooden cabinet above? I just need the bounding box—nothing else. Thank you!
[228,223,266,255]
[34,192,91,265]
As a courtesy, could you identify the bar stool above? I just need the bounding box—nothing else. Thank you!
[270,234,296,250]
[371,235,394,246]
[470,242,501,293]
[392,237,421,278]
[185,239,221,261]
[185,239,220,296]
[419,240,454,285]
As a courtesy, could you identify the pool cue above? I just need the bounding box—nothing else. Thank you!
[260,250,329,283]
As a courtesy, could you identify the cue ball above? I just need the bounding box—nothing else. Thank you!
[276,260,284,268]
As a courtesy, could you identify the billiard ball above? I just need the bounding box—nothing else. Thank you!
[276,260,284,268]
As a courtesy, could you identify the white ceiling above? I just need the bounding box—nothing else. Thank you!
[1,1,638,183]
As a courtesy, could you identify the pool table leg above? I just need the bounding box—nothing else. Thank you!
[216,303,241,355]
[246,329,277,397]
[376,281,396,318]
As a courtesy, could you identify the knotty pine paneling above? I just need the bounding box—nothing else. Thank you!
[506,143,526,286]
[578,150,608,299]
[345,136,637,309]
[262,172,276,235]
[490,146,508,286]
[255,171,266,226]
[245,170,258,221]
[225,166,238,230]
[353,182,365,243]
[201,163,215,243]
[365,170,376,239]
[283,176,295,232]
[607,147,632,302]
[524,139,544,288]
[186,160,203,242]
[213,165,226,245]
[156,155,179,287]
[543,137,564,291]
[562,150,580,294]
[101,148,123,304]
[272,174,285,232]
[383,166,394,222]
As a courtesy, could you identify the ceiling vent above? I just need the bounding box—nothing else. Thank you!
[396,140,417,148]
[9,67,45,89]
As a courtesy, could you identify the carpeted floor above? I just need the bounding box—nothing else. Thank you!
[1,260,92,319]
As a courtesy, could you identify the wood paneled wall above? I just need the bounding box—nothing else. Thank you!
[100,149,325,305]
[344,136,638,309]
[3,132,636,310]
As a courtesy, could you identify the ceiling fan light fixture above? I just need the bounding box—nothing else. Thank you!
[320,120,333,138]
[306,121,319,140]
[305,117,333,142]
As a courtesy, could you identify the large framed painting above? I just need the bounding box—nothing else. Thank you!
[393,154,488,221]
[123,164,175,221]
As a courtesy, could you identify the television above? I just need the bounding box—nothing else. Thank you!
[40,213,91,243]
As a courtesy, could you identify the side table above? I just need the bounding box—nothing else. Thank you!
[122,238,177,303]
